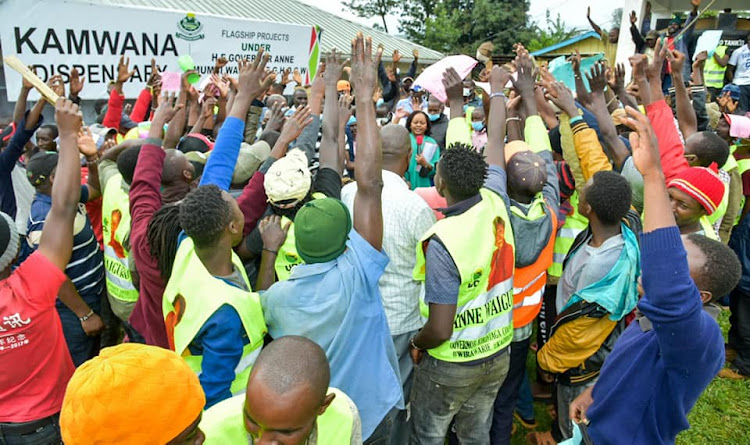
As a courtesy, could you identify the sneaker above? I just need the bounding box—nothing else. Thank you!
[718,367,749,380]
[514,411,538,429]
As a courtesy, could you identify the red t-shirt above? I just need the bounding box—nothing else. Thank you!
[0,251,73,422]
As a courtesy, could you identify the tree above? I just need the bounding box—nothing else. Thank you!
[526,10,582,53]
[408,0,532,55]
[611,8,623,28]
[345,0,398,33]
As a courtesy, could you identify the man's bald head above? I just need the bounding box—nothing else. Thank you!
[380,125,411,174]
[266,94,287,109]
[248,336,330,403]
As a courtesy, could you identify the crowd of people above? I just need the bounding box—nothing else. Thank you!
[1,1,749,443]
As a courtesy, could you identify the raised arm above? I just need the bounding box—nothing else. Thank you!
[350,33,384,250]
[37,99,82,270]
[77,127,102,201]
[629,11,646,52]
[13,67,34,125]
[485,66,509,169]
[585,62,631,170]
[587,7,604,37]
[666,50,697,139]
[319,50,347,174]
[294,68,324,165]
[104,56,135,130]
[200,50,275,190]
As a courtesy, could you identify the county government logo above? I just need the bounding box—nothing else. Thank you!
[176,13,205,41]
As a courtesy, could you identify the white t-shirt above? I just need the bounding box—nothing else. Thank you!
[729,44,750,86]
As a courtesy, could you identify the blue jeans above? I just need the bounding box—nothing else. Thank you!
[57,293,101,367]
[0,414,61,445]
[516,368,535,420]
[490,336,531,444]
[410,351,510,445]
[390,330,418,444]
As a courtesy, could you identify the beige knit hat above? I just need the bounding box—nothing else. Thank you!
[264,149,311,207]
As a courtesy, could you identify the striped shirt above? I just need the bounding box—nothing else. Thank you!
[20,186,104,302]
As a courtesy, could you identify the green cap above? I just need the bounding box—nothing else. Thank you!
[294,198,352,264]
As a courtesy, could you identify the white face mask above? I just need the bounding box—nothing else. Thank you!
[463,88,471,97]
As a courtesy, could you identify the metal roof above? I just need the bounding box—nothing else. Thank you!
[68,0,444,63]
[530,31,601,57]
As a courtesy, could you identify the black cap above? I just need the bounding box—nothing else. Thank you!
[26,151,59,187]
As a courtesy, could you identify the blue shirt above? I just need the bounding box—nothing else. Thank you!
[260,229,402,439]
[586,227,723,444]
[21,186,104,304]
[200,116,245,191]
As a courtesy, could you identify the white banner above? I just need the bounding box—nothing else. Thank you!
[0,0,322,100]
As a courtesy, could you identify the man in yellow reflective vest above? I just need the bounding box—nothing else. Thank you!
[201,336,362,444]
[409,65,516,442]
[704,45,729,101]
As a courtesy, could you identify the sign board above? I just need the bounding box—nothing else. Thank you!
[0,0,322,100]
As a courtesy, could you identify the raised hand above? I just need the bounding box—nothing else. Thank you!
[350,33,377,97]
[324,49,349,87]
[393,49,402,65]
[585,61,608,95]
[124,103,133,116]
[630,10,637,25]
[630,54,648,80]
[116,55,136,85]
[149,92,183,139]
[237,49,276,101]
[621,105,660,177]
[280,68,293,86]
[69,68,84,97]
[181,70,199,93]
[210,73,230,99]
[413,49,419,60]
[442,67,464,104]
[309,63,326,105]
[265,101,286,132]
[647,38,667,80]
[489,66,511,94]
[411,94,423,111]
[213,56,229,74]
[587,6,591,19]
[223,75,238,92]
[608,63,627,93]
[47,74,65,98]
[293,68,303,86]
[338,93,354,125]
[394,106,410,121]
[77,127,98,159]
[666,50,686,77]
[201,96,218,119]
[279,105,312,143]
[55,98,83,137]
[22,65,35,91]
[545,81,578,117]
[512,48,535,96]
[147,58,161,90]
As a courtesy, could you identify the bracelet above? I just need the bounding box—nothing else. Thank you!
[506,117,521,123]
[490,92,506,99]
[410,337,423,351]
[79,309,94,322]
[262,248,278,255]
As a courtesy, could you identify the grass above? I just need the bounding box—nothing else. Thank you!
[509,310,750,444]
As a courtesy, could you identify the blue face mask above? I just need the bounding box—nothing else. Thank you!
[472,121,485,132]
[428,113,441,122]
[376,98,384,107]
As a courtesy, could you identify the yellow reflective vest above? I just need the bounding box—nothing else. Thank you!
[274,192,326,281]
[200,388,356,444]
[414,188,515,363]
[548,192,588,281]
[163,237,267,396]
[101,174,138,305]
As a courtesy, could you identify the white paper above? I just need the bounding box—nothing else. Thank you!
[693,30,723,61]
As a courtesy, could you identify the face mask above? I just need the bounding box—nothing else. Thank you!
[376,98,384,107]
[428,113,441,122]
[472,121,485,132]
[463,88,471,97]
[463,104,469,113]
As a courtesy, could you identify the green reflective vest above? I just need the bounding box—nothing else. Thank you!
[706,164,732,229]
[274,192,326,281]
[200,388,355,444]
[703,46,728,89]
[101,174,138,304]
[548,192,588,280]
[414,188,515,363]
[163,237,267,396]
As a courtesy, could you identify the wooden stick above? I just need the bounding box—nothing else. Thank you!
[672,0,717,44]
[2,55,59,105]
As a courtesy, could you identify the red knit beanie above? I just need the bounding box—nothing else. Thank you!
[667,165,725,215]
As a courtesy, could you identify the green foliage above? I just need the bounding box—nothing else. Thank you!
[526,10,583,53]
[344,0,398,32]
[400,0,533,55]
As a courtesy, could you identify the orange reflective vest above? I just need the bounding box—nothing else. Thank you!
[512,204,557,328]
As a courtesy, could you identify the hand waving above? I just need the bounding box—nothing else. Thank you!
[55,98,83,137]
[585,61,608,96]
[237,49,276,100]
[350,33,376,98]
[324,49,349,88]
[116,55,136,84]
[279,105,313,143]
[77,127,98,159]
[69,68,84,97]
